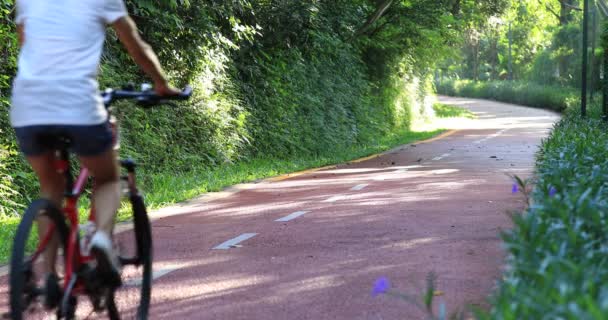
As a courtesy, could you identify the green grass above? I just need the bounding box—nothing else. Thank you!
[0,124,458,264]
[436,79,578,112]
[132,128,443,213]
[433,103,475,119]
[0,218,21,265]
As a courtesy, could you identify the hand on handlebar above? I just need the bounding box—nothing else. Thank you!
[102,83,193,108]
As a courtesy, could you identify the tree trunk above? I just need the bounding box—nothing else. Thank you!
[474,44,479,81]
[491,36,498,80]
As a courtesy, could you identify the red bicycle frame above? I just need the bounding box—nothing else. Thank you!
[24,85,189,301]
[31,118,123,295]
[29,152,95,295]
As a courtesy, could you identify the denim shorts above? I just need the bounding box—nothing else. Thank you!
[14,122,113,157]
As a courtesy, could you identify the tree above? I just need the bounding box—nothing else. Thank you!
[541,0,581,25]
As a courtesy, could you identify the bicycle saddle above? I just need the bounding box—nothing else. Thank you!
[35,131,73,152]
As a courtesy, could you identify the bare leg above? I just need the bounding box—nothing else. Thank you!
[79,149,120,235]
[26,153,65,274]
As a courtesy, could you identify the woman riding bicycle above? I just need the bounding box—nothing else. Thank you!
[11,0,179,286]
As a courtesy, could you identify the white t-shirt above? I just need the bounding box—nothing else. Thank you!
[10,0,128,127]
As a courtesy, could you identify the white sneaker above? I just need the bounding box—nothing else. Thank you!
[89,231,122,287]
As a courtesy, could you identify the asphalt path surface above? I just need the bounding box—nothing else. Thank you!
[0,96,560,319]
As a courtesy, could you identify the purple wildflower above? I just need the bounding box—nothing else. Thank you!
[372,277,390,297]
[549,186,557,197]
[512,183,518,194]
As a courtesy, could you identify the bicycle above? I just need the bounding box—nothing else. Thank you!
[9,84,192,320]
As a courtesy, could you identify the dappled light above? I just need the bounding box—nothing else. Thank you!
[0,93,556,319]
[0,0,586,318]
[384,237,440,250]
[56,96,545,318]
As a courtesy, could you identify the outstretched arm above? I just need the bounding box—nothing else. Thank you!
[112,16,180,96]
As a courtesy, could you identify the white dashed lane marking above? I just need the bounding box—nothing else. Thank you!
[124,267,178,286]
[474,129,509,144]
[275,211,309,222]
[374,168,408,181]
[323,195,346,203]
[432,153,451,161]
[350,184,368,191]
[213,233,258,250]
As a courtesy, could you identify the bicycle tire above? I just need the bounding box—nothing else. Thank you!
[107,290,120,320]
[131,194,152,320]
[109,193,152,319]
[10,199,69,320]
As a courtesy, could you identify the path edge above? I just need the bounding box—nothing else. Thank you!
[0,129,457,277]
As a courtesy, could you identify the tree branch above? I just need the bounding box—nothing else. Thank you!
[366,11,399,39]
[539,0,561,21]
[355,0,395,36]
[560,0,582,11]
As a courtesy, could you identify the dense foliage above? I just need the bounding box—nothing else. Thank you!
[0,0,506,216]
[0,0,22,216]
[439,0,601,90]
[436,79,577,112]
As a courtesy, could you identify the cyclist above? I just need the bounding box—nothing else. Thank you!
[11,0,179,284]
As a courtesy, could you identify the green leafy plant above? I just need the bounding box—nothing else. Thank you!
[443,82,608,318]
[436,79,577,112]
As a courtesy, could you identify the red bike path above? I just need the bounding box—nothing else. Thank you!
[0,96,560,319]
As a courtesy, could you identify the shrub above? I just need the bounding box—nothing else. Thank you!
[441,80,608,318]
[485,103,608,319]
[0,1,435,217]
[435,79,577,112]
[437,78,608,318]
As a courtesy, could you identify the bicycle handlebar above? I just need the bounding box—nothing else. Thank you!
[101,85,193,108]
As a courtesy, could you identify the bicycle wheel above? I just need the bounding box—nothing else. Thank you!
[10,199,69,320]
[111,193,153,319]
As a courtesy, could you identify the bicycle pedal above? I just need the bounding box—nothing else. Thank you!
[99,272,122,289]
[90,248,122,289]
